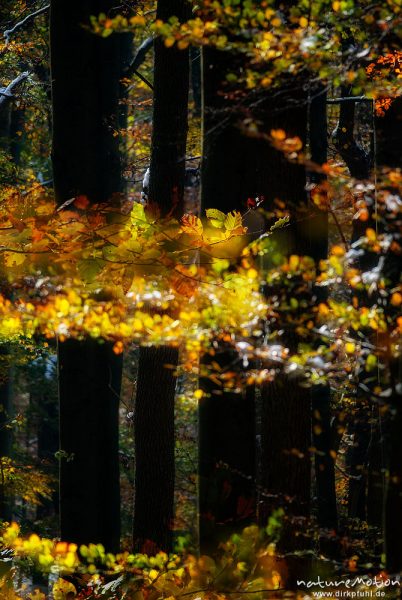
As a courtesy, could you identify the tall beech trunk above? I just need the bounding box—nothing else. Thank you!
[199,345,256,551]
[199,48,259,551]
[334,95,385,528]
[0,51,17,519]
[35,371,59,522]
[50,0,127,550]
[133,346,178,552]
[58,340,122,549]
[200,46,317,555]
[147,0,190,217]
[132,0,190,553]
[377,96,402,572]
[51,0,124,204]
[310,92,338,534]
[0,347,12,521]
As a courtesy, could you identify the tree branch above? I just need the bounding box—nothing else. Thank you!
[0,72,30,109]
[3,4,49,44]
[126,37,154,90]
[127,36,154,76]
[332,92,371,179]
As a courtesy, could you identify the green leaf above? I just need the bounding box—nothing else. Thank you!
[206,208,226,228]
[224,210,242,232]
[130,202,148,227]
[269,215,290,232]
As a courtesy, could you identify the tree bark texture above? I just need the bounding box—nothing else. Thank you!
[133,346,178,552]
[58,339,121,551]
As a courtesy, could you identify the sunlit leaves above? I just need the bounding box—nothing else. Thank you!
[205,207,226,228]
[180,214,203,235]
[0,517,290,598]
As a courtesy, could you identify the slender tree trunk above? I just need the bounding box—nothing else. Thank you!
[147,0,190,217]
[309,91,338,534]
[35,376,59,521]
[0,65,16,519]
[132,0,190,552]
[332,90,380,527]
[190,47,202,116]
[50,0,126,550]
[199,345,256,551]
[0,347,12,521]
[376,96,402,572]
[133,346,178,552]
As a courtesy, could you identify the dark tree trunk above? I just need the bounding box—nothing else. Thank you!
[199,346,256,552]
[133,346,178,552]
[309,91,338,534]
[200,45,315,556]
[36,382,59,522]
[132,0,190,553]
[50,0,124,204]
[50,0,126,550]
[376,96,402,572]
[0,347,13,521]
[332,89,371,181]
[332,89,382,529]
[190,47,202,116]
[58,339,121,550]
[148,0,190,217]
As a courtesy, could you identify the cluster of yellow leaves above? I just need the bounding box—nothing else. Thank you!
[0,521,286,600]
[0,191,267,347]
[90,0,401,93]
[0,457,53,506]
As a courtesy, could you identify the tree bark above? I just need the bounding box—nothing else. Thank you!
[50,0,124,204]
[377,96,402,572]
[132,0,190,553]
[200,45,314,555]
[0,346,13,521]
[133,346,178,552]
[148,0,190,217]
[309,91,338,534]
[199,345,256,552]
[58,339,121,550]
[50,0,126,550]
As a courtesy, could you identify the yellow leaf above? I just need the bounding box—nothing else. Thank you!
[3,252,26,268]
[345,342,356,354]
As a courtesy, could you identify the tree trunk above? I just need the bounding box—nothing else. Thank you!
[132,0,190,553]
[51,0,124,204]
[309,91,338,534]
[133,346,178,552]
[148,0,190,217]
[199,345,256,551]
[200,45,315,555]
[376,96,402,572]
[50,0,126,550]
[58,339,121,550]
[0,347,13,521]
